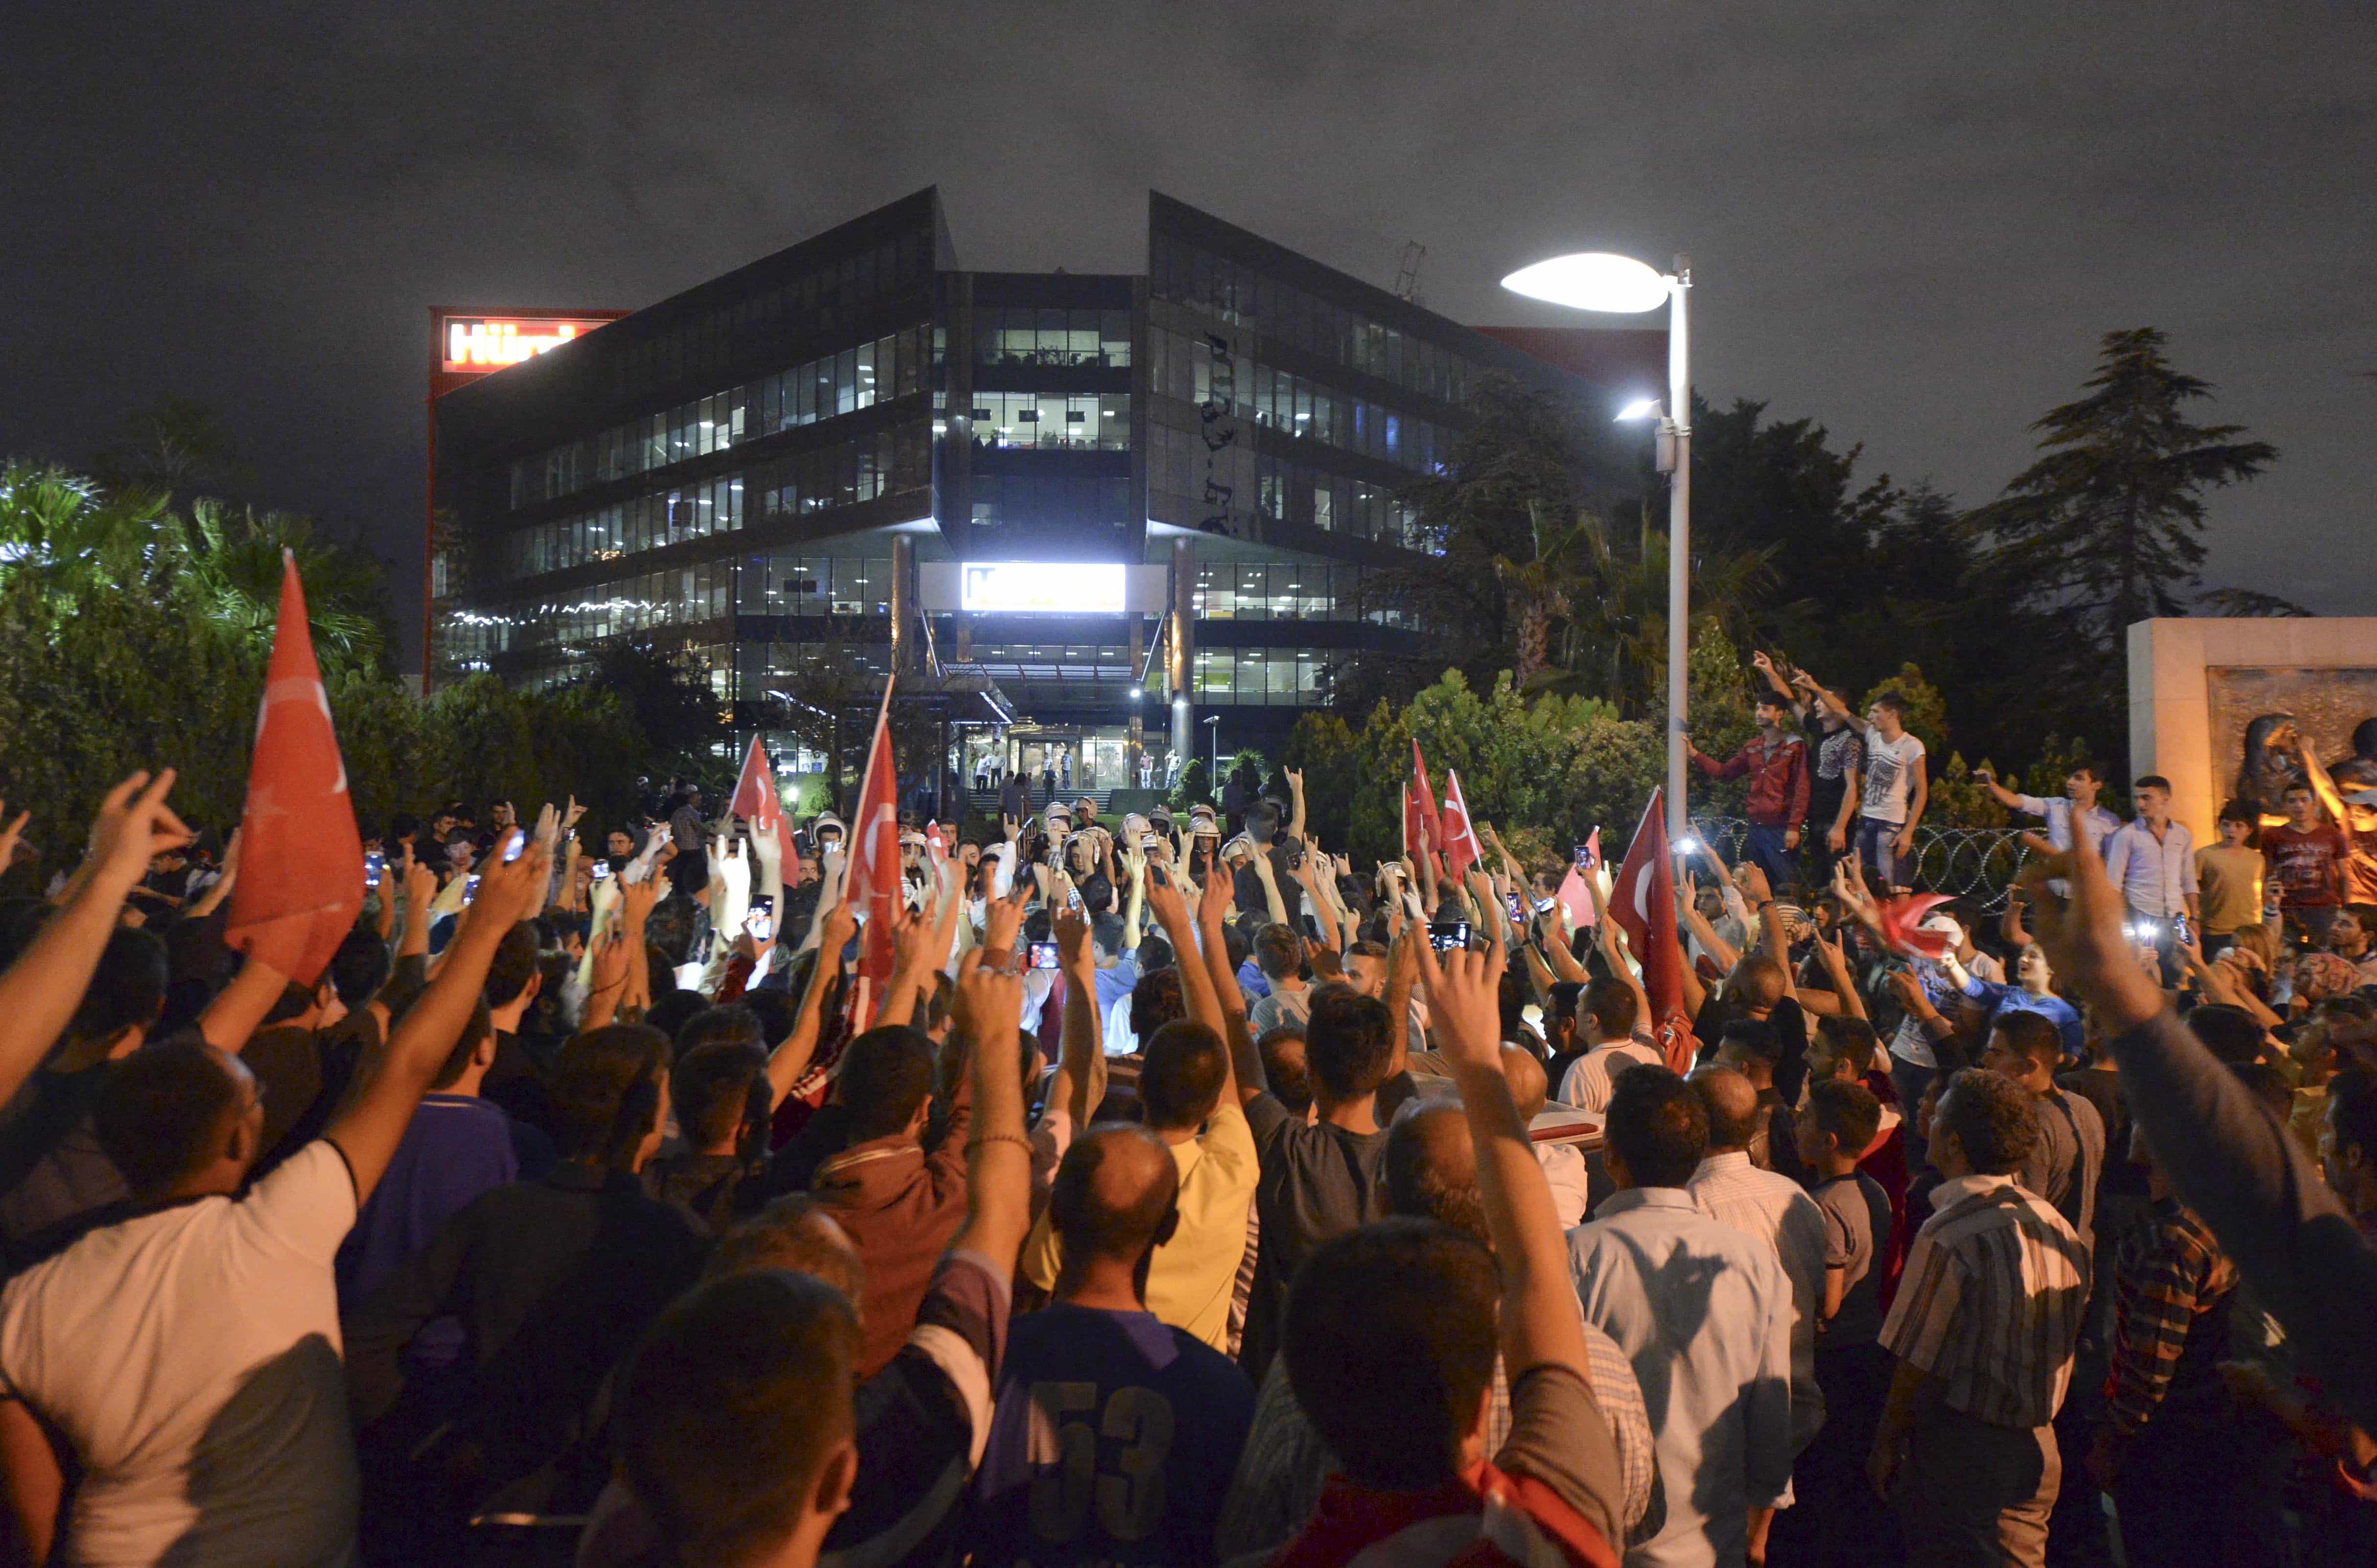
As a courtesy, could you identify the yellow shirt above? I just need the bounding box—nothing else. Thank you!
[1019,1098,1259,1348]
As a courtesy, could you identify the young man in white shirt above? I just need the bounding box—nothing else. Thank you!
[2103,775,2198,986]
[1556,977,1662,1116]
[0,838,548,1567]
[1810,684,1928,893]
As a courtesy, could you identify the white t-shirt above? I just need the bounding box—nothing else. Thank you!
[0,1141,361,1568]
[1558,1038,1664,1115]
[1859,732,1928,825]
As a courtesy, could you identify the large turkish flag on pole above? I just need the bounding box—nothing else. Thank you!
[226,552,364,986]
[843,679,901,1028]
[1609,789,1697,1071]
[1409,739,1444,851]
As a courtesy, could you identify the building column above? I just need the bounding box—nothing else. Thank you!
[1169,537,1193,773]
[1125,617,1145,781]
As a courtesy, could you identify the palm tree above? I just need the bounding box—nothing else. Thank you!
[0,463,176,614]
[176,499,390,675]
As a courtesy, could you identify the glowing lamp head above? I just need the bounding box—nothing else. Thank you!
[1616,397,1663,423]
[1128,687,1144,700]
[1500,252,1673,314]
[1672,834,1701,854]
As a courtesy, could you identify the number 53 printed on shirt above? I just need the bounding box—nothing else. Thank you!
[1023,1382,1176,1544]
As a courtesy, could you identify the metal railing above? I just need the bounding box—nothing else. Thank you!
[1689,818,2038,913]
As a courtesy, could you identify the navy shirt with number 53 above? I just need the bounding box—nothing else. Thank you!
[971,1302,1255,1568]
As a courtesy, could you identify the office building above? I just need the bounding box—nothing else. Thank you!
[430,188,1659,799]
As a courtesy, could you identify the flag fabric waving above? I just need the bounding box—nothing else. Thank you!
[730,735,799,884]
[1409,740,1444,852]
[225,552,364,986]
[1554,827,1601,929]
[1439,768,1483,882]
[842,680,902,1027]
[1402,783,1429,862]
[1608,790,1697,1072]
[1877,893,1956,958]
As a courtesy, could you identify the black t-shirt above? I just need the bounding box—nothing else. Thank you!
[0,1063,124,1266]
[1240,1092,1389,1381]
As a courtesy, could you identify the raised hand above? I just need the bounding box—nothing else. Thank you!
[818,898,858,961]
[1414,914,1506,1070]
[85,770,194,893]
[2016,845,2165,1033]
[0,801,28,875]
[1734,859,1773,906]
[469,832,548,928]
[1054,904,1094,978]
[562,796,588,833]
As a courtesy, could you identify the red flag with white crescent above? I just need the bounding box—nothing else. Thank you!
[225,552,364,986]
[1410,739,1444,851]
[1609,789,1697,1072]
[843,680,902,1027]
[730,734,799,884]
[1440,768,1482,882]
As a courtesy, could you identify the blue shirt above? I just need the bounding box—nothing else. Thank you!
[972,1302,1254,1568]
[1235,959,1272,1001]
[336,1094,519,1366]
[2012,794,2122,857]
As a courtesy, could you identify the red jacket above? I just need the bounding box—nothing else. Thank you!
[1691,731,1811,830]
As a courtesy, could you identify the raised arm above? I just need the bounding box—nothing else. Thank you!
[329,835,547,1205]
[948,952,1032,1269]
[768,900,855,1102]
[1051,904,1106,1128]
[1418,930,1622,1536]
[0,776,188,1107]
[1284,766,1307,844]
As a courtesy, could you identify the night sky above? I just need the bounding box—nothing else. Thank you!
[6,3,2372,670]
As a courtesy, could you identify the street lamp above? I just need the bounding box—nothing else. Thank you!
[1203,714,1222,783]
[1502,250,1692,841]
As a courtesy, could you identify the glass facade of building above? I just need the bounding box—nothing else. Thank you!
[431,188,1631,758]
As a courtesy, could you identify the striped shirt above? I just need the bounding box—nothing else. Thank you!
[1880,1173,2090,1429]
[2108,1197,2238,1438]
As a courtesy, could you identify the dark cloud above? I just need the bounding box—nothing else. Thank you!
[3,0,2371,665]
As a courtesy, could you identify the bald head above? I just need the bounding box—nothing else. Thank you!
[1385,1100,1486,1245]
[1689,1065,1762,1153]
[1499,1043,1548,1123]
[1049,1123,1181,1267]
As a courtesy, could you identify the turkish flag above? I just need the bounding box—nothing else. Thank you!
[1878,893,1955,958]
[1440,768,1482,882]
[1409,739,1444,851]
[1609,789,1697,1072]
[1555,827,1601,928]
[225,552,364,986]
[843,684,902,1028]
[1402,783,1426,860]
[730,734,799,884]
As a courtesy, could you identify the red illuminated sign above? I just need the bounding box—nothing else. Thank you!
[437,314,617,376]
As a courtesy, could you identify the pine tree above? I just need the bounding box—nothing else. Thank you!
[1970,328,2278,655]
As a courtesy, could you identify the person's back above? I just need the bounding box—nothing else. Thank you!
[342,1025,710,1492]
[1567,1067,1793,1568]
[1553,981,1656,1116]
[973,1126,1254,1568]
[1983,1012,2107,1250]
[1242,986,1396,1379]
[809,1021,974,1375]
[1684,1068,1828,1458]
[0,1050,358,1567]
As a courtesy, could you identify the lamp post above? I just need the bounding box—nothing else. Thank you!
[1502,251,1692,842]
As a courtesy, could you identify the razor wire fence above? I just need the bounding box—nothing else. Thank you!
[1687,817,2039,914]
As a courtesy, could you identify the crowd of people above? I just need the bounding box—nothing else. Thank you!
[2,675,2377,1568]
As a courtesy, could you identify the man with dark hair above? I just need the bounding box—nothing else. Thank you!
[812,1020,973,1377]
[2195,799,2266,958]
[1242,982,1396,1380]
[1779,1078,1897,1568]
[1554,976,1657,1115]
[972,1124,1255,1568]
[0,926,170,1259]
[1570,1066,1794,1567]
[1977,759,2120,897]
[1247,921,1311,1037]
[581,955,1037,1568]
[1268,937,1630,1568]
[614,1271,860,1568]
[335,997,531,1344]
[1871,1069,2088,1568]
[2265,779,2348,942]
[644,1040,768,1233]
[1688,1066,1828,1459]
[1685,692,1810,893]
[1980,1010,2107,1251]
[1256,1025,1311,1117]
[1807,683,1927,892]
[0,839,549,1567]
[342,1021,712,1540]
[2105,776,2196,984]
